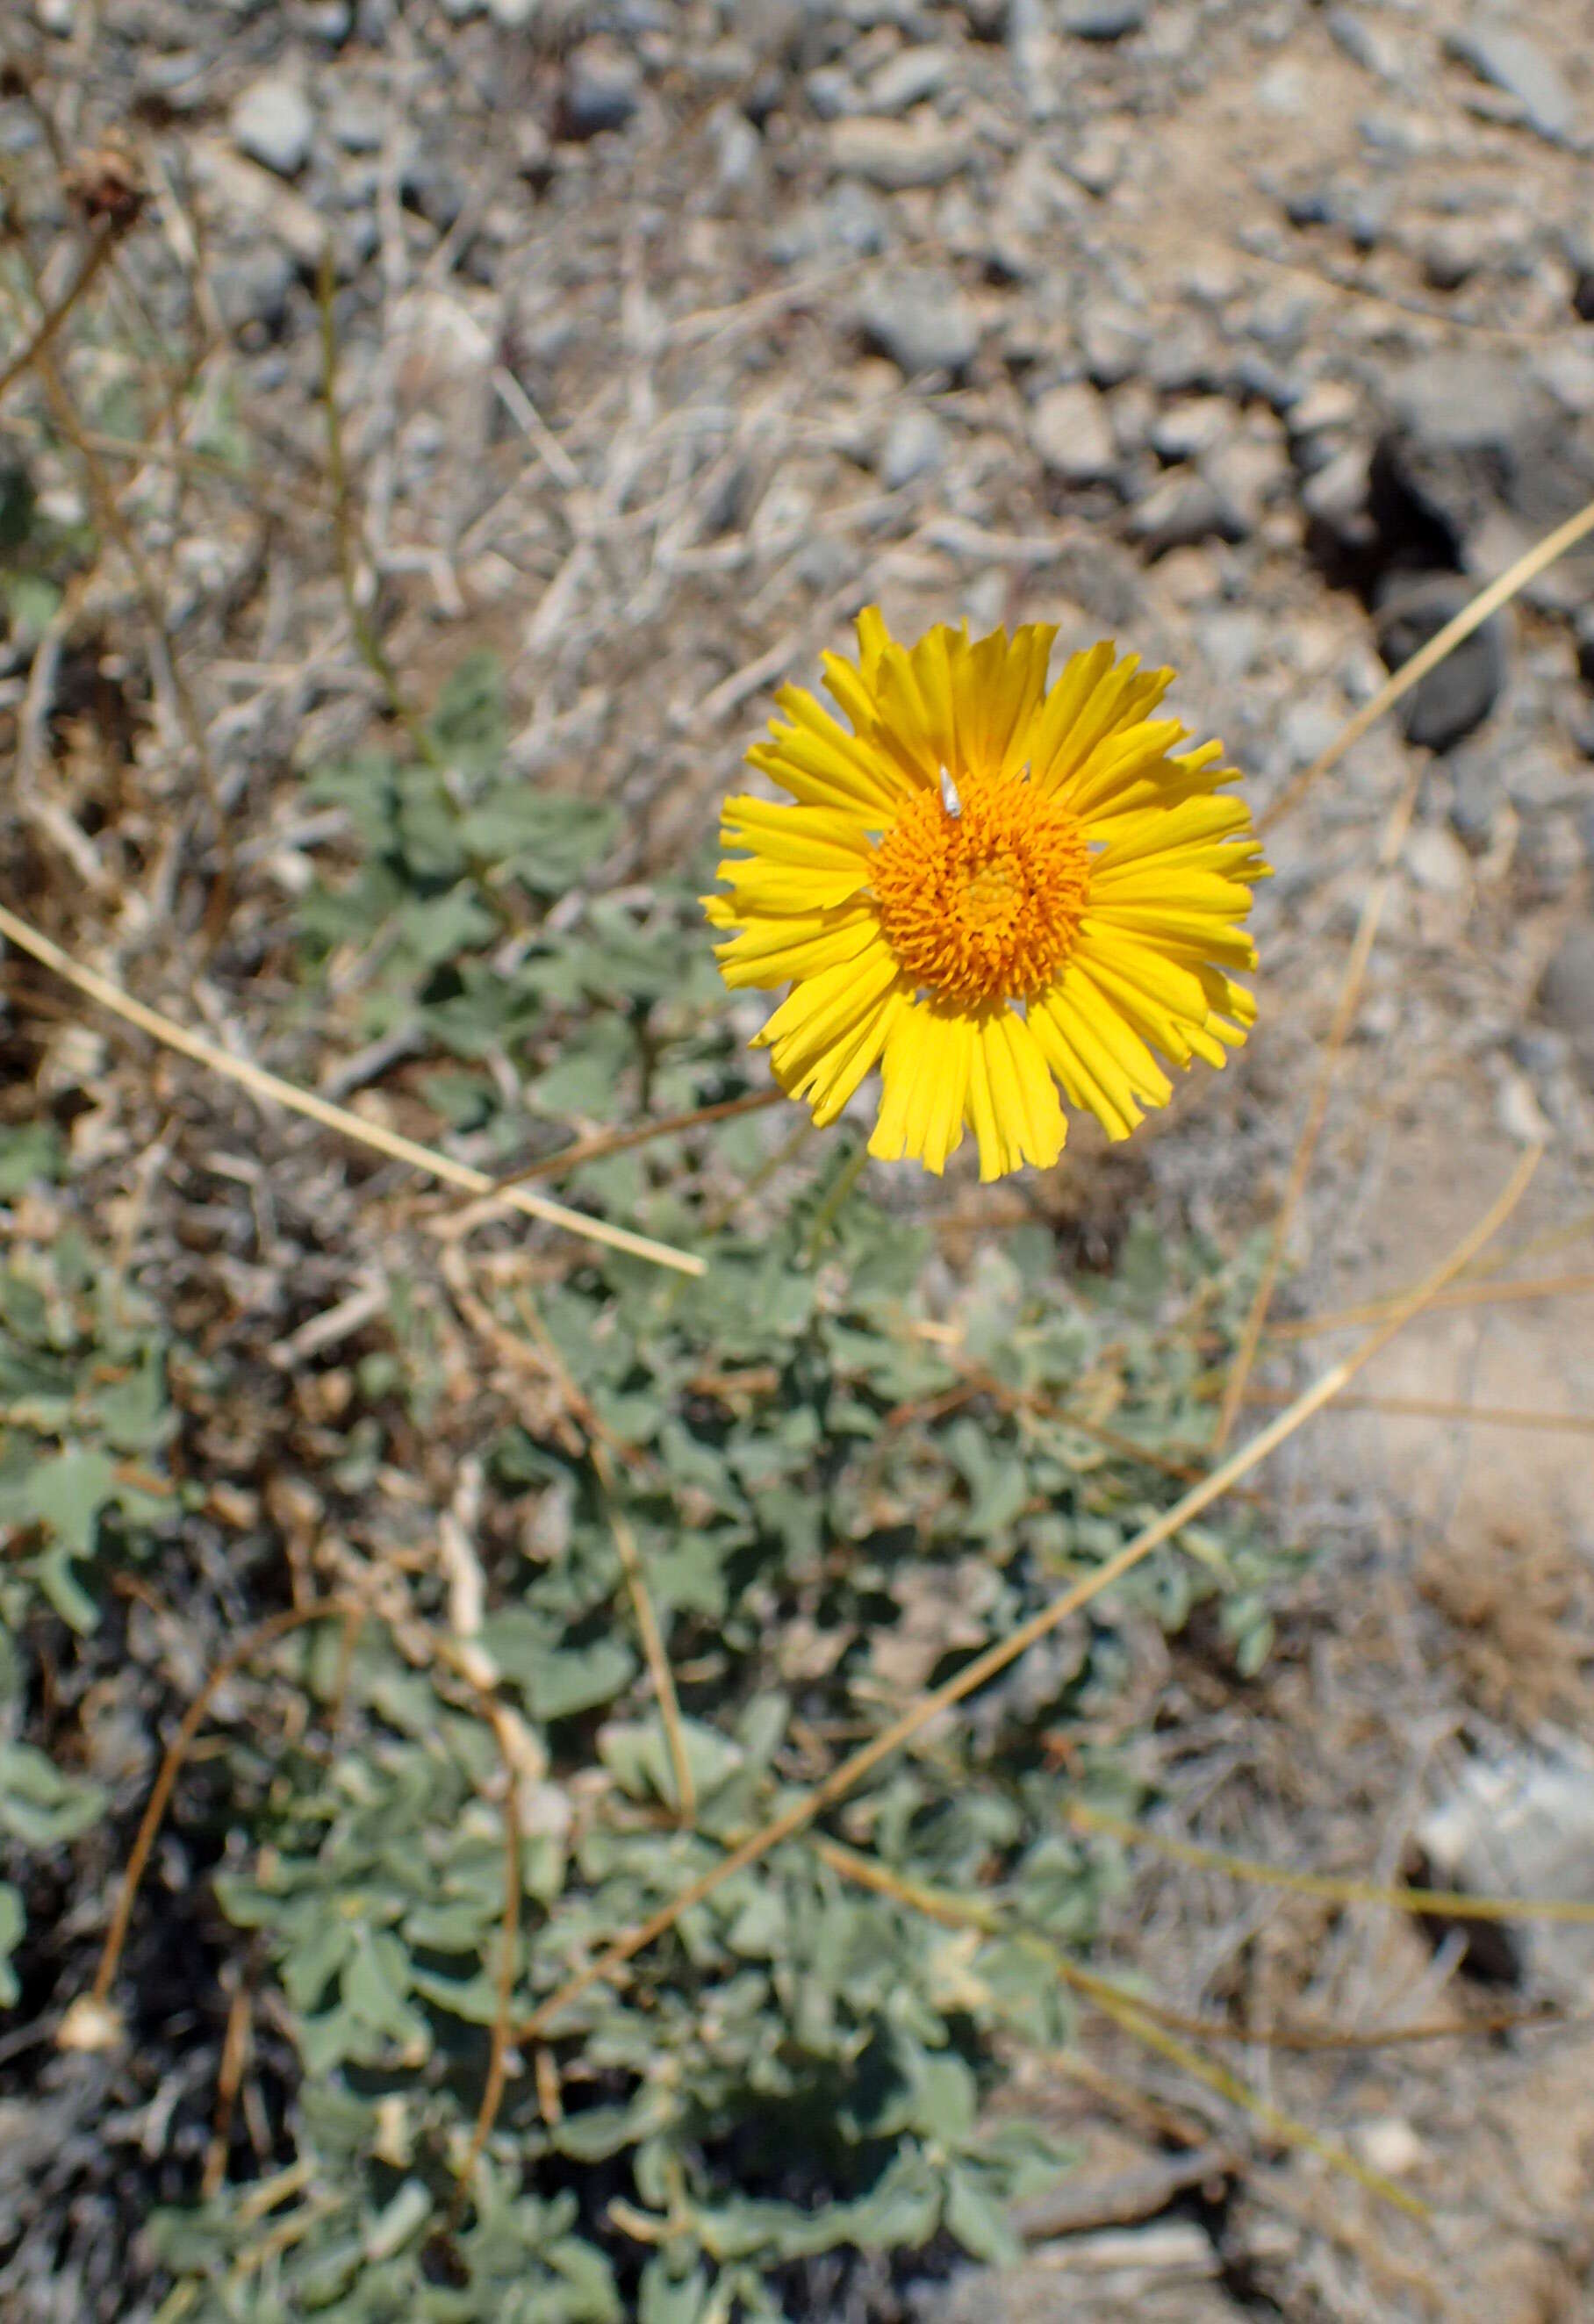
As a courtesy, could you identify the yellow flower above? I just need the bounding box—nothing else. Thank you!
[706,609,1267,1180]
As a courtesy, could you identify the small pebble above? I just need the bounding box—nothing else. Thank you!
[230,77,314,177]
[1129,471,1245,553]
[1445,22,1576,146]
[1059,0,1147,39]
[1404,823,1471,897]
[863,47,956,116]
[1064,126,1124,197]
[859,268,979,377]
[561,42,642,140]
[828,114,970,190]
[1030,380,1118,484]
[1376,574,1510,753]
[879,406,947,490]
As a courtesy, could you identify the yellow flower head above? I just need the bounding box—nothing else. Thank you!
[706,610,1268,1180]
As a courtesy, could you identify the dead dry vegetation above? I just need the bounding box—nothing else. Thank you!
[3,3,1594,2320]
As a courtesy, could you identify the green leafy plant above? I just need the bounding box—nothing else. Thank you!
[9,662,1288,2322]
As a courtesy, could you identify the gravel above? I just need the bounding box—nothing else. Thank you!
[858,267,980,377]
[1444,21,1578,147]
[1030,380,1118,484]
[878,405,948,490]
[826,113,972,189]
[228,76,313,177]
[1375,573,1511,753]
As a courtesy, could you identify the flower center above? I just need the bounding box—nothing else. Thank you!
[872,768,1092,1009]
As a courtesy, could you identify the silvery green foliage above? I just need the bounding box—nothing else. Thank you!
[6,661,1286,2319]
[133,1153,1275,2316]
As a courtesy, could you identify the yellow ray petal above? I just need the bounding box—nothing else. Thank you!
[909,622,965,776]
[966,1008,1067,1179]
[805,985,909,1126]
[755,942,901,1085]
[1088,792,1254,866]
[994,623,1059,779]
[1035,656,1179,800]
[712,905,884,991]
[1031,972,1172,1141]
[870,1005,973,1174]
[717,861,868,915]
[721,794,876,870]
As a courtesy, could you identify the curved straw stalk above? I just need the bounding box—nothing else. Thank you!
[1066,1803,1594,1928]
[0,900,702,1276]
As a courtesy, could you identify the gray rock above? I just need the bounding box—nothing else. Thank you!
[133,48,207,111]
[767,179,891,265]
[932,2220,1242,2324]
[1421,218,1490,291]
[1404,822,1471,897]
[1375,572,1510,752]
[828,113,970,188]
[1375,354,1594,567]
[1539,923,1594,1072]
[1145,319,1215,395]
[302,2,353,42]
[1081,306,1149,386]
[860,269,979,377]
[1447,748,1501,851]
[960,0,1009,36]
[1064,126,1124,196]
[1325,5,1404,83]
[711,104,762,191]
[804,67,854,120]
[1445,22,1576,146]
[1149,396,1231,463]
[1030,380,1118,484]
[561,42,641,140]
[1060,0,1148,38]
[1516,812,1583,906]
[230,77,314,177]
[828,178,891,255]
[1388,353,1533,454]
[213,244,297,342]
[1301,448,1375,567]
[1536,340,1594,417]
[879,406,947,489]
[1417,1747,1594,1998]
[1204,431,1287,531]
[863,46,956,115]
[329,94,385,154]
[1128,471,1245,553]
[404,155,468,233]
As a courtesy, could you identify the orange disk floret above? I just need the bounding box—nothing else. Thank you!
[871,767,1091,1011]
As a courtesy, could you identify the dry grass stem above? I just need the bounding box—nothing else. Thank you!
[0,219,120,404]
[591,1440,696,1826]
[813,1839,1426,2223]
[1239,1388,1594,1435]
[1267,1269,1594,1341]
[0,900,704,1274]
[1068,1802,1594,1926]
[468,1087,785,1199]
[1258,491,1594,836]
